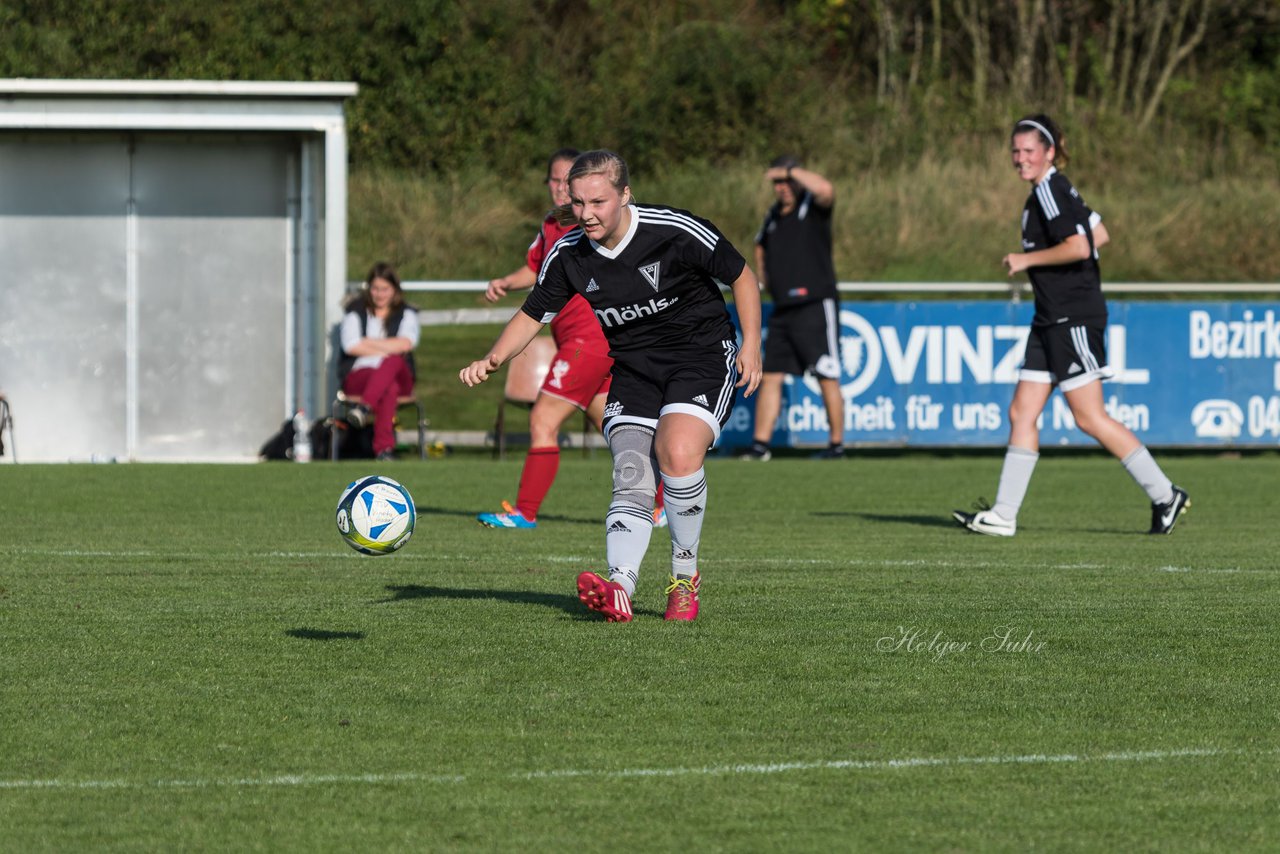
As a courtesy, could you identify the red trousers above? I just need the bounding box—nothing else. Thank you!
[343,356,414,455]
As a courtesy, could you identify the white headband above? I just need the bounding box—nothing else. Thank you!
[1016,120,1055,148]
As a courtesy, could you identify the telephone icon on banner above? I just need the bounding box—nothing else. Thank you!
[1191,399,1244,439]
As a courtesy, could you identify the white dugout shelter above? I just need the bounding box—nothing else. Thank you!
[0,79,357,461]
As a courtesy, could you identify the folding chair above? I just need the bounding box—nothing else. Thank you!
[331,390,428,461]
[492,336,590,459]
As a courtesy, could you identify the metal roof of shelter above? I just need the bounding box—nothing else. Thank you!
[1,79,358,97]
[0,78,358,131]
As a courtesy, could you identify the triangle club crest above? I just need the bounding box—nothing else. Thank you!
[638,262,661,292]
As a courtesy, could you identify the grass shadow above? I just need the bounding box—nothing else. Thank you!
[286,628,366,641]
[841,512,1140,535]
[416,505,597,526]
[379,584,661,620]
[824,511,962,530]
[524,511,598,526]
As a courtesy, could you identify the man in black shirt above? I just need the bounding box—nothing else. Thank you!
[741,156,844,460]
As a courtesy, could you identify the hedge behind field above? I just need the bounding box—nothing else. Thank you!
[2,0,1277,178]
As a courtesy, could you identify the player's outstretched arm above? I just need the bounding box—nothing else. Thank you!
[729,265,763,397]
[485,266,538,302]
[459,311,545,387]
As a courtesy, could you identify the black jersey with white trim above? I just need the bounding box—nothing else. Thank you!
[1021,168,1107,326]
[755,190,837,307]
[522,203,747,362]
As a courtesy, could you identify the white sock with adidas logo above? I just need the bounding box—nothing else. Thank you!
[660,468,707,579]
[605,502,653,597]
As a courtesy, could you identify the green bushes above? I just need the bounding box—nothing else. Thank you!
[4,1,1276,178]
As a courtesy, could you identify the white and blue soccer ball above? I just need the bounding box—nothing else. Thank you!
[335,475,416,555]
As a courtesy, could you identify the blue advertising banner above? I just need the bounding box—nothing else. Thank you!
[721,301,1280,449]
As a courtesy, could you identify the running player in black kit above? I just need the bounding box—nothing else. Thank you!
[953,115,1189,537]
[460,150,763,620]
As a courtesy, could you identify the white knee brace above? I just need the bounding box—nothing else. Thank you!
[608,424,658,511]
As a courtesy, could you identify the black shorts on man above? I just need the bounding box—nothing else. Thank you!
[763,298,841,379]
[1019,322,1113,391]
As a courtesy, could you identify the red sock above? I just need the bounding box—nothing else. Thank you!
[655,480,665,512]
[516,446,560,520]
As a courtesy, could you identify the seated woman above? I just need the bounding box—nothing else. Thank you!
[339,262,420,461]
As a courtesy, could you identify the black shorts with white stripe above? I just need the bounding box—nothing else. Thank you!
[1019,322,1114,391]
[602,340,740,448]
[763,298,842,379]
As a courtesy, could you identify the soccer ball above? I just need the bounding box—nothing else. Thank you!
[335,475,416,555]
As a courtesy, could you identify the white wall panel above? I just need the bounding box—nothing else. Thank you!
[132,137,289,460]
[0,138,130,461]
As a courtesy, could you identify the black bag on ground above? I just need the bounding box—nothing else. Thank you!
[260,417,374,460]
[309,417,375,460]
[259,419,295,460]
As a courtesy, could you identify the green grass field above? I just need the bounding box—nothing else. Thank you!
[2,453,1277,851]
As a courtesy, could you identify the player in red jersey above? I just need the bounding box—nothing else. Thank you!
[477,148,666,529]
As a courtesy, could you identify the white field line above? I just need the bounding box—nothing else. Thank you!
[2,746,1274,792]
[555,558,1274,574]
[1,549,438,560]
[519,746,1278,780]
[1156,566,1270,574]
[4,548,1275,575]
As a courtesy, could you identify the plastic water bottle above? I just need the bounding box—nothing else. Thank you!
[292,411,312,462]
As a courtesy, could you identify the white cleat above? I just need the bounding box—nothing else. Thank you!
[952,508,1017,537]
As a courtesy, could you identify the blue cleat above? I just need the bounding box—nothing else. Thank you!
[477,508,537,529]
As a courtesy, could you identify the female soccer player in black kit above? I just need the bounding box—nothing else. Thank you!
[953,115,1189,537]
[461,150,763,621]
